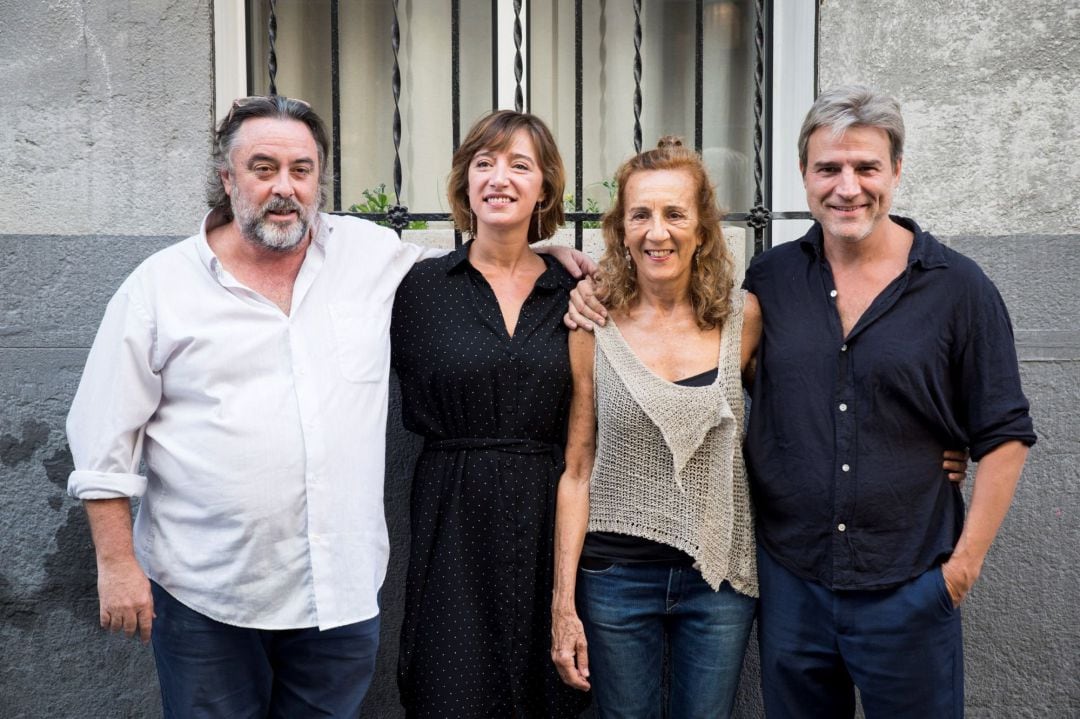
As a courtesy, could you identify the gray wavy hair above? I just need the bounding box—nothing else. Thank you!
[207,95,331,219]
[798,85,905,171]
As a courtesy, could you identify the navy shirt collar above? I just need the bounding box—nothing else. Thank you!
[799,215,949,271]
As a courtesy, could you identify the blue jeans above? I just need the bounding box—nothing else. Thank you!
[577,562,756,719]
[756,547,964,718]
[150,582,380,719]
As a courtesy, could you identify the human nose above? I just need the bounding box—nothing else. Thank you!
[488,160,509,186]
[645,214,669,240]
[835,167,859,196]
[271,168,295,197]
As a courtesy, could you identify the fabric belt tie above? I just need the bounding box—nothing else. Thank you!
[425,437,560,460]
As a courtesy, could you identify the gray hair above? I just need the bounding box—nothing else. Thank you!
[207,95,331,219]
[798,85,905,170]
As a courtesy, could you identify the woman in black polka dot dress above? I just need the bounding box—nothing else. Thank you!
[391,111,589,717]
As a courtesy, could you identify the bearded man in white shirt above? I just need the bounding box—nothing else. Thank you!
[66,96,590,718]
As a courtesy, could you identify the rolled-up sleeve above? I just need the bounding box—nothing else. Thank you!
[956,275,1037,461]
[67,286,161,499]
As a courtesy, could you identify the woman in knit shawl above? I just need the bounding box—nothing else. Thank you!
[550,138,759,717]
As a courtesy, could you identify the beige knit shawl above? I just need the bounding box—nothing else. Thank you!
[588,292,757,597]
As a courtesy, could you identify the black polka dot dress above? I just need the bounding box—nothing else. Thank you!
[391,241,589,718]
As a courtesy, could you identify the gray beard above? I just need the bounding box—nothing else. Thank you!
[232,193,313,252]
[242,212,309,251]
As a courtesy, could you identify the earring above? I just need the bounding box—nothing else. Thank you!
[470,209,476,237]
[624,247,632,266]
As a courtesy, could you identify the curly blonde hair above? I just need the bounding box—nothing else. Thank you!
[596,137,736,330]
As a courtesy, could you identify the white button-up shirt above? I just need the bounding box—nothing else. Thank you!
[67,211,440,630]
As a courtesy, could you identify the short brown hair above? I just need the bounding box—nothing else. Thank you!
[597,137,736,331]
[447,111,566,243]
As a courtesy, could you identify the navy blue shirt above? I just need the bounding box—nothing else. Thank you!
[743,217,1036,590]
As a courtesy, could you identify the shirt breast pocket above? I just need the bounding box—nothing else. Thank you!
[328,301,391,383]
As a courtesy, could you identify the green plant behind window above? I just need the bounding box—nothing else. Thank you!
[563,179,617,229]
[348,184,428,230]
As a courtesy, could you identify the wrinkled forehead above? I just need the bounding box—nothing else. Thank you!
[233,117,319,159]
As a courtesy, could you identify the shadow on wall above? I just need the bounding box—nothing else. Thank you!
[0,420,97,627]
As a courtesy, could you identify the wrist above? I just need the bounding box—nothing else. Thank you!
[944,553,982,587]
[96,550,139,570]
[552,598,577,616]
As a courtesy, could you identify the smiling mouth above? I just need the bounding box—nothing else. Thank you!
[484,195,515,205]
[643,249,674,258]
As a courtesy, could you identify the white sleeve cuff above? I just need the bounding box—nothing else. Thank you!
[67,470,148,500]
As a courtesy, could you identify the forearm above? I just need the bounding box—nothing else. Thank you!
[552,476,590,614]
[85,498,138,566]
[947,440,1029,582]
[85,497,155,641]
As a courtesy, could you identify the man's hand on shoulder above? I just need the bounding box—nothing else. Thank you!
[97,555,155,644]
[564,276,607,330]
[536,245,598,280]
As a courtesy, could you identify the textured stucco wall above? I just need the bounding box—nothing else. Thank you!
[0,0,212,236]
[818,0,1080,238]
[2,1,1078,718]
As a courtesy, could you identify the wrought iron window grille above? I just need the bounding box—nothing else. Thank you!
[252,0,814,253]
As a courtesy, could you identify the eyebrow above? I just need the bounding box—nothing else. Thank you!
[812,158,883,170]
[246,154,315,168]
[473,150,535,164]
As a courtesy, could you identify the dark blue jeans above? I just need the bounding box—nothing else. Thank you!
[150,582,380,719]
[577,562,756,719]
[756,547,964,718]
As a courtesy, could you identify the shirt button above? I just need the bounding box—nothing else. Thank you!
[840,344,848,352]
[829,289,838,298]
[842,464,850,472]
[839,403,848,412]
[837,523,847,532]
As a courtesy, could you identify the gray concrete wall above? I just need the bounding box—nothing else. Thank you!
[2,0,1077,717]
[0,0,211,715]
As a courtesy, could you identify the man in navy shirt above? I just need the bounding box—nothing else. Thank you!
[743,85,1035,717]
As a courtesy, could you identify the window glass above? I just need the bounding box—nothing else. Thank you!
[246,1,759,220]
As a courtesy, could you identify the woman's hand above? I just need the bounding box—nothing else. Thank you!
[551,607,591,691]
